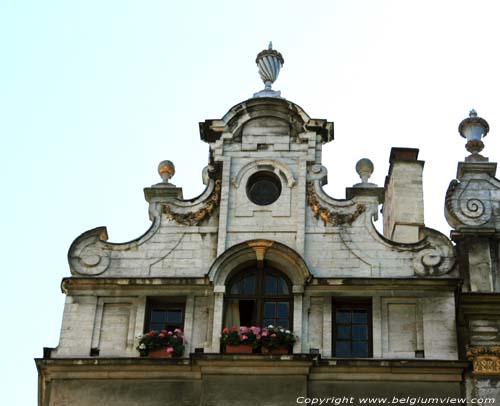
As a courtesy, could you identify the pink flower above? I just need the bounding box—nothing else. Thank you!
[159,333,165,338]
[166,347,174,353]
[240,334,248,341]
[262,331,268,337]
[250,326,261,334]
[168,331,173,335]
[239,326,249,333]
[271,333,277,337]
[174,328,182,334]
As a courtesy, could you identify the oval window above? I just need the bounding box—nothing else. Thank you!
[246,171,282,206]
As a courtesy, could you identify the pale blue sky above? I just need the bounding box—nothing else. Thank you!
[1,1,500,403]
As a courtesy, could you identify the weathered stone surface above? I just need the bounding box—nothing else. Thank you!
[43,91,500,405]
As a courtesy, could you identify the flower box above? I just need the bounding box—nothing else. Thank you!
[136,328,185,358]
[148,348,173,358]
[261,345,289,354]
[225,344,254,353]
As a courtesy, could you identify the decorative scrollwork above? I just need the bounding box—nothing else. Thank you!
[68,227,111,276]
[412,228,455,276]
[467,346,500,359]
[445,178,494,228]
[461,197,486,219]
[306,182,366,226]
[162,180,222,226]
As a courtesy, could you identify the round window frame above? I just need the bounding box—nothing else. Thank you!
[246,171,282,206]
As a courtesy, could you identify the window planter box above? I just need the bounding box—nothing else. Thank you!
[148,348,173,358]
[225,344,254,353]
[261,346,289,354]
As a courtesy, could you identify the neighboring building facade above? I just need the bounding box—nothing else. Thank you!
[36,46,500,405]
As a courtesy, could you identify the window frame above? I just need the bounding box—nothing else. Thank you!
[332,298,372,358]
[144,297,185,333]
[224,266,293,329]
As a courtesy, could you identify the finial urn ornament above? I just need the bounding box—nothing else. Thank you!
[253,42,284,98]
[459,109,490,161]
[157,160,176,186]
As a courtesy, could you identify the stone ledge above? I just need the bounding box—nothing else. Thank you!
[61,277,211,294]
[309,277,461,290]
[36,356,468,382]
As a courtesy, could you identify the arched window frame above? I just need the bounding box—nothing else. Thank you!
[224,266,293,329]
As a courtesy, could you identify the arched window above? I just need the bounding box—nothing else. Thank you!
[224,266,292,329]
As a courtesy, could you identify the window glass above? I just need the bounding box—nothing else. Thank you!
[337,325,350,340]
[225,267,292,329]
[352,341,369,357]
[336,341,350,357]
[352,310,368,324]
[333,301,371,358]
[277,302,288,318]
[146,300,184,333]
[336,310,350,323]
[264,275,277,294]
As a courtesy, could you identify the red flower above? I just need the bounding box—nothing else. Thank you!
[222,327,229,333]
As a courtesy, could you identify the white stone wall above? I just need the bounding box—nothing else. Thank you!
[57,98,459,362]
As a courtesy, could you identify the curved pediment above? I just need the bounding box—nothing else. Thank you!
[199,97,333,145]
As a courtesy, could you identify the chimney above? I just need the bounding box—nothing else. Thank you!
[383,148,425,243]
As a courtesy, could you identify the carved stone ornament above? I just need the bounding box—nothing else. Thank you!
[467,346,500,375]
[411,228,456,276]
[162,180,222,226]
[445,173,500,230]
[68,227,111,276]
[306,182,366,226]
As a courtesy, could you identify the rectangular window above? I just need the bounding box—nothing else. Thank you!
[145,298,185,333]
[332,299,372,358]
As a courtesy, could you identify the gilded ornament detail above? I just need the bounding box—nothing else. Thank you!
[467,346,500,375]
[306,182,366,226]
[162,180,222,226]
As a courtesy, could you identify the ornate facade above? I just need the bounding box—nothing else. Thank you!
[36,46,500,405]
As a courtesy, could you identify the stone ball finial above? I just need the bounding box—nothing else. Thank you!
[158,160,175,184]
[355,158,374,184]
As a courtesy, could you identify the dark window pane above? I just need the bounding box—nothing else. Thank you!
[265,275,277,295]
[277,319,289,329]
[263,319,274,327]
[352,310,368,324]
[352,325,368,340]
[277,277,289,295]
[230,281,241,294]
[150,323,164,332]
[277,302,288,318]
[243,275,256,294]
[166,309,182,324]
[352,341,369,357]
[337,325,351,339]
[336,310,350,323]
[247,172,282,206]
[336,341,351,357]
[151,310,165,323]
[264,302,275,318]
